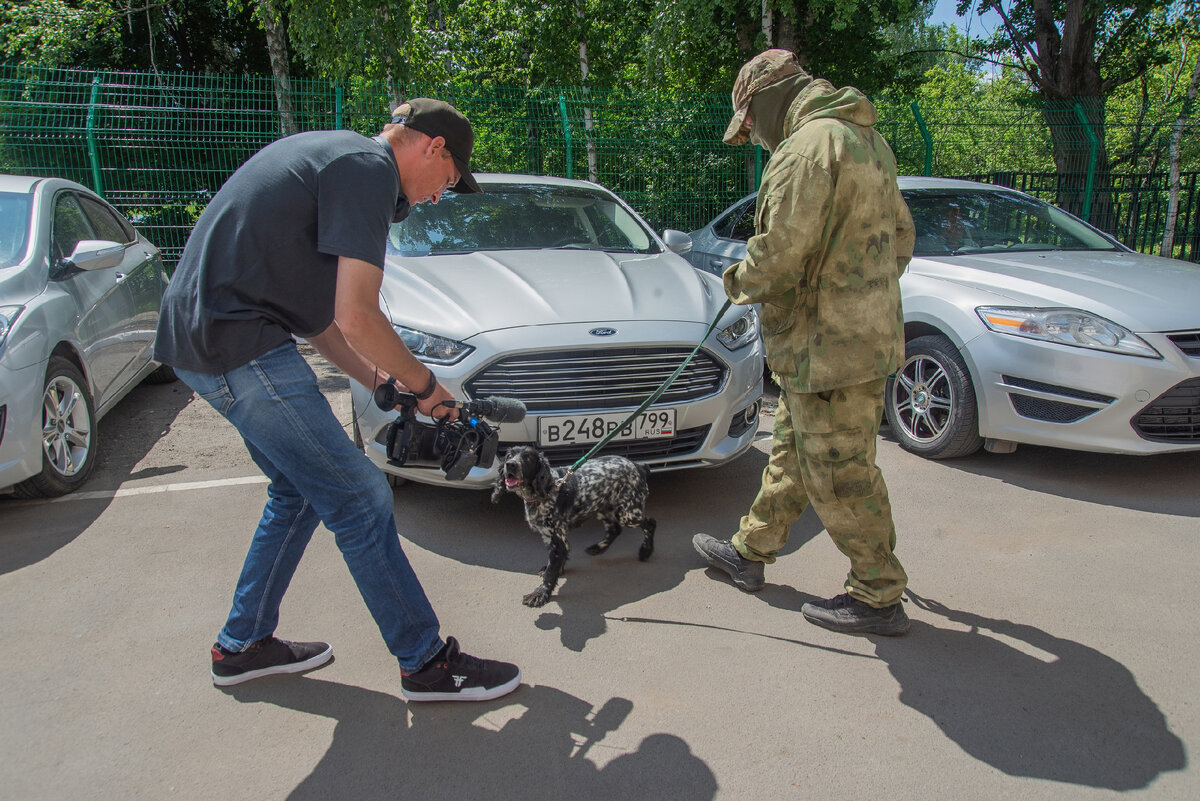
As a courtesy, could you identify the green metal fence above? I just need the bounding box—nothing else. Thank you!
[2,64,1196,266]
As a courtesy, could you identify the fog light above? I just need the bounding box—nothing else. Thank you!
[727,400,760,437]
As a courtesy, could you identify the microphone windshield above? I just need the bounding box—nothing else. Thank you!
[485,396,527,423]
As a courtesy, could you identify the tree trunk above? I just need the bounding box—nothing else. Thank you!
[761,0,773,47]
[577,12,597,184]
[1163,54,1200,256]
[1027,1,1112,228]
[258,0,297,136]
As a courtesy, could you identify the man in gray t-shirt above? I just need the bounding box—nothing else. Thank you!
[157,99,521,703]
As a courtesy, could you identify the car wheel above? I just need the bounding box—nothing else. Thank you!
[13,356,98,498]
[142,362,177,384]
[884,334,983,459]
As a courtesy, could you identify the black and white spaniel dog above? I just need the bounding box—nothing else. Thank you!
[491,445,656,607]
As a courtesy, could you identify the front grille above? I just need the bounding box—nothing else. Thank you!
[1001,375,1116,404]
[501,425,711,467]
[1133,378,1200,442]
[466,347,726,412]
[1166,331,1200,358]
[1010,395,1099,423]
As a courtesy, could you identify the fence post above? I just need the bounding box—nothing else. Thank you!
[754,145,764,187]
[911,101,932,177]
[335,84,343,129]
[85,74,104,197]
[558,93,573,179]
[1072,102,1098,222]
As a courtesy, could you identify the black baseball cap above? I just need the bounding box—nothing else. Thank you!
[389,98,481,194]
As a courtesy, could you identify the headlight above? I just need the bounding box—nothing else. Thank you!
[0,305,23,351]
[976,306,1161,359]
[716,307,759,351]
[395,325,474,364]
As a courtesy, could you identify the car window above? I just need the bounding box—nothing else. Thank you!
[726,200,757,242]
[78,194,135,245]
[386,183,659,256]
[714,197,756,242]
[52,193,96,263]
[0,191,33,268]
[902,188,1120,256]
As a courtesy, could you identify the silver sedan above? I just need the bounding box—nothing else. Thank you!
[0,175,174,497]
[350,174,765,488]
[687,177,1200,458]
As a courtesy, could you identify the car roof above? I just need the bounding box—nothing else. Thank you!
[0,174,48,194]
[472,173,610,192]
[897,176,1013,192]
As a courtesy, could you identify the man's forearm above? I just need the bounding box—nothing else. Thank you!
[306,321,382,389]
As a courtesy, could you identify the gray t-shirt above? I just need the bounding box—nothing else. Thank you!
[155,130,402,373]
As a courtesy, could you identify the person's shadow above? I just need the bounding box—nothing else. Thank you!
[873,591,1186,790]
[225,679,717,801]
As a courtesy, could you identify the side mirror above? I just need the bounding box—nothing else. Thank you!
[64,240,124,272]
[661,229,693,255]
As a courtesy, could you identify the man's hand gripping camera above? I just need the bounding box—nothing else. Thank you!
[373,383,526,481]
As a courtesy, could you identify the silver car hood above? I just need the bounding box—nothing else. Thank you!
[911,250,1200,332]
[378,249,725,338]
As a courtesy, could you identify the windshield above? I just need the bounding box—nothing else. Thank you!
[386,183,660,257]
[0,191,33,268]
[902,188,1121,257]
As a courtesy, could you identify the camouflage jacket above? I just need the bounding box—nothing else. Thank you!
[724,80,914,393]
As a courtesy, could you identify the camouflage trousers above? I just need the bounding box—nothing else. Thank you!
[732,377,908,607]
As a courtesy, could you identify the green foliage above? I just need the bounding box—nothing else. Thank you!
[0,1,120,66]
[0,1,273,73]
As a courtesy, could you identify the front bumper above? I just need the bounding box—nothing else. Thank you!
[965,329,1200,455]
[351,322,765,489]
[0,361,46,492]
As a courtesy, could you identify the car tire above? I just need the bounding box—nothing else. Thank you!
[142,362,177,384]
[13,356,98,499]
[884,334,983,459]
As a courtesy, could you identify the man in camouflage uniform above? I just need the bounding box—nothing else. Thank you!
[693,49,915,636]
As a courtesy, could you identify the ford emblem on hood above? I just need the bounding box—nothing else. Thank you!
[589,327,617,337]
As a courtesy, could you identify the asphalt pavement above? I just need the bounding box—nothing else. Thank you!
[1,349,1197,800]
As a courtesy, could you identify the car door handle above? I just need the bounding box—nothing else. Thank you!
[115,273,127,283]
[709,258,723,268]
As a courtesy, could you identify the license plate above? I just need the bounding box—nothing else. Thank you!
[538,409,676,446]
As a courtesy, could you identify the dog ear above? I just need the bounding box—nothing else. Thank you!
[530,452,556,498]
[554,471,579,518]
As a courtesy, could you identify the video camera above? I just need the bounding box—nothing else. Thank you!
[373,383,526,481]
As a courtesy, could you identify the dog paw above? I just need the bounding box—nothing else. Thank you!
[638,543,653,561]
[523,587,551,607]
[585,543,607,556]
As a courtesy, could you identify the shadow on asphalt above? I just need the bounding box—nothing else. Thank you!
[880,589,1187,789]
[394,448,774,653]
[224,678,717,800]
[879,424,1200,517]
[0,378,193,575]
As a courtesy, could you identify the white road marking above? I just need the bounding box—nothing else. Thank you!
[44,475,270,504]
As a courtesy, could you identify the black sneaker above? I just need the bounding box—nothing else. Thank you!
[692,533,765,591]
[801,593,910,636]
[401,637,521,702]
[210,637,333,686]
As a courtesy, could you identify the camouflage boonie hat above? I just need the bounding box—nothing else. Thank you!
[723,49,805,145]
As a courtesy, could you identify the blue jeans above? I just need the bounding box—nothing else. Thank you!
[176,341,443,672]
